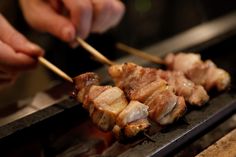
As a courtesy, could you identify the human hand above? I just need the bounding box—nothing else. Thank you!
[19,0,125,43]
[0,15,44,90]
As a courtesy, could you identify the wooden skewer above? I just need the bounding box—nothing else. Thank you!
[76,37,115,66]
[38,56,73,83]
[116,42,165,64]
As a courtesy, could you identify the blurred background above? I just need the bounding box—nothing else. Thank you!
[1,0,236,73]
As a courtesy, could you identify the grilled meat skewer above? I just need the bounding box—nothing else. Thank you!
[108,62,187,125]
[109,62,209,105]
[117,43,230,91]
[109,62,209,107]
[72,72,150,138]
[156,70,209,106]
[165,53,230,91]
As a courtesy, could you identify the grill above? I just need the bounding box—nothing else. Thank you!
[1,11,236,157]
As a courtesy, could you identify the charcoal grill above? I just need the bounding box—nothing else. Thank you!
[1,11,236,157]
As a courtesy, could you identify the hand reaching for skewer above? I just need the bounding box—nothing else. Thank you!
[0,0,125,90]
[0,15,73,90]
[0,15,44,91]
[19,0,125,45]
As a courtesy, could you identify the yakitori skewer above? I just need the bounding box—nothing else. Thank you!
[39,37,115,83]
[116,42,230,92]
[75,38,211,106]
[38,56,73,83]
[75,38,191,124]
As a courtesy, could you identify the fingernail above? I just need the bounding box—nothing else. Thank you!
[62,27,75,42]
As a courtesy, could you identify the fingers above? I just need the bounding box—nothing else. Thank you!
[91,0,125,33]
[0,14,44,57]
[62,0,93,39]
[0,41,38,72]
[20,0,125,42]
[19,0,76,42]
[63,0,125,37]
[0,14,41,75]
[0,13,43,90]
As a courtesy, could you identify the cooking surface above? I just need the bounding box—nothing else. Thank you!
[0,12,236,157]
[101,34,236,157]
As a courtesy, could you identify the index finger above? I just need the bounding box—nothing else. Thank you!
[0,14,44,57]
[0,41,38,72]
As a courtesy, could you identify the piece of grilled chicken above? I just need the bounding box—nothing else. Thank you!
[165,53,231,91]
[72,72,150,138]
[156,69,209,106]
[108,62,187,125]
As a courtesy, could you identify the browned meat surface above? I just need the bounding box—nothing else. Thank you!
[109,63,160,100]
[72,72,149,138]
[124,119,150,137]
[90,86,128,131]
[157,70,209,106]
[108,62,186,125]
[85,85,111,110]
[165,53,230,91]
[116,100,149,128]
[113,119,150,138]
[145,87,177,123]
[159,96,186,124]
[73,72,100,109]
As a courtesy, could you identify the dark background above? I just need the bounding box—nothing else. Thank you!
[0,0,236,77]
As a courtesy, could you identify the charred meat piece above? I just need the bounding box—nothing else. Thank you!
[157,70,209,106]
[108,63,186,125]
[72,72,150,138]
[165,53,230,91]
[73,72,100,109]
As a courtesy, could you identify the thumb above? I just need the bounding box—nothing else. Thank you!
[0,14,44,57]
[20,0,76,42]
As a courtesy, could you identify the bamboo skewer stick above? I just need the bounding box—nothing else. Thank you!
[38,56,73,83]
[39,37,114,83]
[116,42,165,64]
[76,37,115,66]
